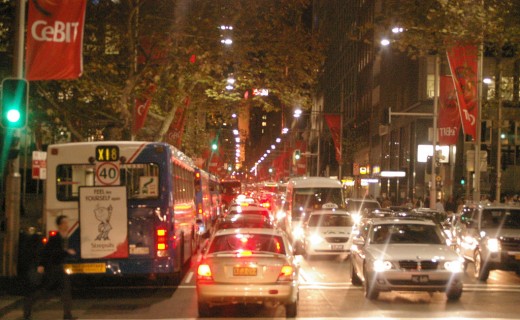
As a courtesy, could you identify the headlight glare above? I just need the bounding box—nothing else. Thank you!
[444,260,464,272]
[487,238,501,252]
[373,260,392,272]
[310,234,324,245]
[293,227,304,239]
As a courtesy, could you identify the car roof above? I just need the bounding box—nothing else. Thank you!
[213,228,285,237]
[220,214,271,222]
[369,217,437,226]
[287,177,342,188]
[308,209,350,216]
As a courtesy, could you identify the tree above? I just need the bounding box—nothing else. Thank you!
[26,0,324,160]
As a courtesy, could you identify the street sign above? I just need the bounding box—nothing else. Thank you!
[31,151,47,179]
[95,162,120,186]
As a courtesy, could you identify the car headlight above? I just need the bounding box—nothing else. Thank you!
[444,259,464,273]
[373,260,393,272]
[351,213,361,224]
[310,234,324,245]
[487,238,501,252]
[293,227,304,239]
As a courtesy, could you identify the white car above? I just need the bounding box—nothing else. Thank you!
[302,210,354,257]
[350,217,464,301]
[196,228,300,317]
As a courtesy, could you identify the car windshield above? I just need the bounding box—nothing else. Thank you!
[292,188,344,220]
[481,209,520,229]
[307,214,354,227]
[208,233,286,254]
[371,223,445,245]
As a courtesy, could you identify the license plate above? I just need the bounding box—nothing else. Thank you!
[411,275,429,283]
[233,267,257,276]
[331,244,344,250]
[63,263,106,274]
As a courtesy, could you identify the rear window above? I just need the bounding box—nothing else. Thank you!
[307,214,354,227]
[346,200,381,212]
[481,209,520,229]
[215,216,274,231]
[228,209,270,219]
[208,233,286,254]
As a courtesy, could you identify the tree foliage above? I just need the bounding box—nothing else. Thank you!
[25,0,323,159]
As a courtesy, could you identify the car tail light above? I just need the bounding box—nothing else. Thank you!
[49,230,58,237]
[277,265,295,282]
[262,202,270,208]
[197,264,213,280]
[156,228,169,256]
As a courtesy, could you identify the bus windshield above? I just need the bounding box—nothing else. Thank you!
[292,188,344,220]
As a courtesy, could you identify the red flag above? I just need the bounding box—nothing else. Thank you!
[446,45,478,140]
[133,84,156,134]
[26,0,87,80]
[438,76,461,145]
[165,97,190,147]
[324,114,342,163]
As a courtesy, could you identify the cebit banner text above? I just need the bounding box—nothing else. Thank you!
[26,0,87,80]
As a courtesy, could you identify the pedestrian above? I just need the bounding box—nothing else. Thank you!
[445,196,457,213]
[23,215,76,320]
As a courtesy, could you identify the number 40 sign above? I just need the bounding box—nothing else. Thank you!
[95,162,120,186]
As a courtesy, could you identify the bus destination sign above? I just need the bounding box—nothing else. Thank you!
[96,146,120,162]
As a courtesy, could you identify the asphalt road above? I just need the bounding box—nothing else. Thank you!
[3,254,520,319]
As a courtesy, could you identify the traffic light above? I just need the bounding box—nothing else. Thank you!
[294,149,301,160]
[1,78,28,129]
[211,139,218,151]
[460,177,466,185]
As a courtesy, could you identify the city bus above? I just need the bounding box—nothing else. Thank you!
[194,168,221,233]
[44,141,197,283]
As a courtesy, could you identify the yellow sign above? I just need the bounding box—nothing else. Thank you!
[63,263,106,274]
[95,145,120,162]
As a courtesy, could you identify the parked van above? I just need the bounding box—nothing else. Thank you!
[279,177,345,243]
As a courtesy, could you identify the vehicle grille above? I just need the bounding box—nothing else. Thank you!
[388,279,448,286]
[500,238,520,251]
[325,237,348,243]
[398,260,439,270]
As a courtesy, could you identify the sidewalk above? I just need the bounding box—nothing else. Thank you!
[0,277,26,317]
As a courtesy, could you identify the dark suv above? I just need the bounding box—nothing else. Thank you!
[454,203,520,281]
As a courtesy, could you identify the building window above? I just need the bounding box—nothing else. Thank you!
[426,56,435,98]
[261,121,267,127]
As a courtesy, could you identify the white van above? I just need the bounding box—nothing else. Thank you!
[280,177,345,243]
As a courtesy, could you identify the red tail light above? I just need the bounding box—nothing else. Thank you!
[262,202,270,208]
[197,264,213,280]
[156,228,168,255]
[277,265,295,282]
[49,230,58,237]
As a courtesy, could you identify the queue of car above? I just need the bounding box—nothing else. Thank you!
[195,178,520,315]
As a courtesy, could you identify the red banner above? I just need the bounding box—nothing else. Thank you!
[133,84,156,134]
[324,114,342,163]
[446,45,478,140]
[26,0,87,80]
[438,76,461,145]
[165,97,190,148]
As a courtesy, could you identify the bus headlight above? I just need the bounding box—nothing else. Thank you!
[487,238,501,252]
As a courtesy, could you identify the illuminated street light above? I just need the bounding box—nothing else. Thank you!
[233,129,239,135]
[227,78,235,85]
[235,137,240,143]
[276,137,281,143]
[232,113,237,118]
[271,144,275,150]
[226,84,234,90]
[483,78,493,84]
[282,128,289,134]
[391,27,404,33]
[220,25,233,30]
[221,38,233,45]
[381,38,390,46]
[293,108,302,118]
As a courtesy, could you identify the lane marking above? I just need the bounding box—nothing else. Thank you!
[184,271,194,283]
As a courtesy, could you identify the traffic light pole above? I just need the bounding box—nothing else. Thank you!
[2,0,25,278]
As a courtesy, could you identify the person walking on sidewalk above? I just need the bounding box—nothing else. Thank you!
[23,215,76,320]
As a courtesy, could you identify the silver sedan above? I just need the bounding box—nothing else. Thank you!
[350,218,464,301]
[196,228,299,317]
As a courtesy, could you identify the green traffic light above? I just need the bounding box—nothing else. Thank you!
[211,143,218,151]
[6,109,21,123]
[1,78,28,129]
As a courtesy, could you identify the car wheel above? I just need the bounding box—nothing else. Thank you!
[198,301,211,317]
[363,268,379,300]
[474,250,490,281]
[351,264,362,286]
[446,288,462,301]
[285,301,298,318]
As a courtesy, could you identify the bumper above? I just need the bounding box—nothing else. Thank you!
[305,242,350,256]
[367,270,464,293]
[197,282,298,306]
